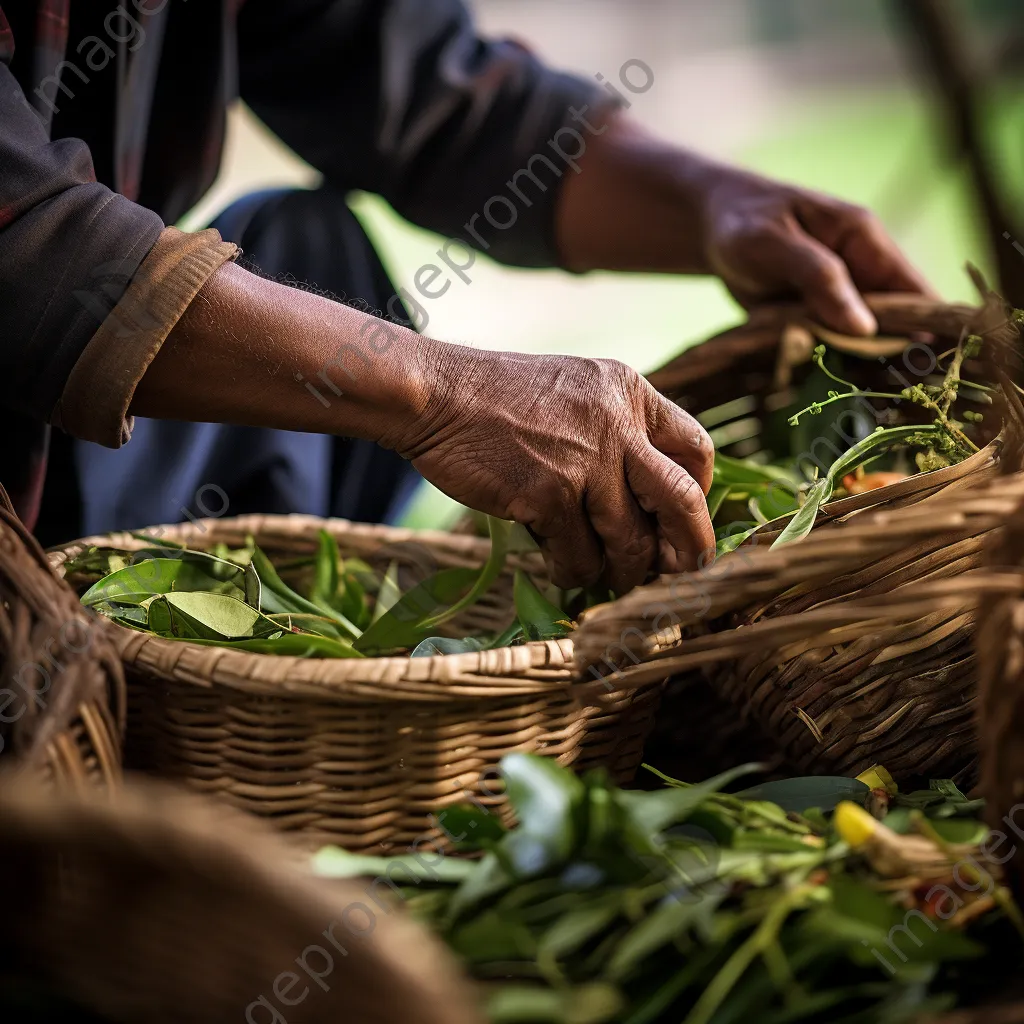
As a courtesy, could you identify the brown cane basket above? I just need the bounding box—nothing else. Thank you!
[50,515,663,851]
[0,774,482,1024]
[603,290,1020,784]
[575,468,1024,786]
[0,483,124,791]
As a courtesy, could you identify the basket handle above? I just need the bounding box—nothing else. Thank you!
[0,480,17,519]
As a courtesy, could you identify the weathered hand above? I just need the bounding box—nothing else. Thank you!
[701,168,935,335]
[395,345,714,593]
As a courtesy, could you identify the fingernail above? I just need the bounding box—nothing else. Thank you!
[844,289,877,336]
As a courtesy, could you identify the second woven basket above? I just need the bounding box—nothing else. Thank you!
[52,514,662,851]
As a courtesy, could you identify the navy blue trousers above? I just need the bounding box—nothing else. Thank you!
[37,188,422,544]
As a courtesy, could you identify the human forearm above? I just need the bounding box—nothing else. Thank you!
[555,111,933,335]
[131,262,433,449]
[134,260,715,592]
[555,112,717,275]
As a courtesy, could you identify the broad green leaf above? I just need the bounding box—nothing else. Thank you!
[735,777,869,814]
[435,803,506,847]
[310,845,472,883]
[147,591,283,640]
[501,753,586,876]
[410,636,487,658]
[772,425,937,547]
[353,567,479,654]
[370,560,402,625]
[82,553,246,608]
[514,570,574,641]
[251,543,360,639]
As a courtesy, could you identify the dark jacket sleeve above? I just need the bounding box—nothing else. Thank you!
[0,57,164,425]
[237,0,615,267]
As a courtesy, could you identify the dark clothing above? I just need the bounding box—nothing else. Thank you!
[35,187,423,546]
[0,0,607,531]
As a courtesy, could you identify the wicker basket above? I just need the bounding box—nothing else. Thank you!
[977,482,1024,907]
[0,774,481,1024]
[575,471,1024,784]
[50,515,663,851]
[0,483,124,791]
[647,291,1018,542]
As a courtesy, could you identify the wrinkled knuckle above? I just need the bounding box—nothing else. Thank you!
[845,203,875,230]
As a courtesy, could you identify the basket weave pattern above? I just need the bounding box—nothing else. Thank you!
[0,498,124,791]
[576,473,1024,783]
[52,515,662,851]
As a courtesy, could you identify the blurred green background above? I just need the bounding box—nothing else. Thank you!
[178,0,1024,528]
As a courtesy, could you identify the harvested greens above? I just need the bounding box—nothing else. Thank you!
[68,520,579,657]
[708,327,998,554]
[313,755,1023,1024]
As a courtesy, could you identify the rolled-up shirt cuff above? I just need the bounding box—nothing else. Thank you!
[53,226,239,447]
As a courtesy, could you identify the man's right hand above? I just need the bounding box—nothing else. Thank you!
[136,265,714,593]
[392,345,715,594]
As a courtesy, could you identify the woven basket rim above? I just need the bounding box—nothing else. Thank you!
[48,513,596,701]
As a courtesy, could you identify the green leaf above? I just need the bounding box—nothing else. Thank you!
[706,483,730,520]
[338,566,371,629]
[538,898,622,962]
[353,567,479,654]
[607,890,720,981]
[147,591,284,640]
[500,753,586,877]
[265,612,354,639]
[614,763,764,836]
[168,632,362,658]
[735,777,870,814]
[312,529,341,609]
[486,984,623,1024]
[446,850,515,922]
[371,560,402,625]
[449,909,538,963]
[420,515,512,630]
[712,452,802,490]
[310,845,472,883]
[436,803,507,847]
[514,570,574,641]
[772,426,936,547]
[251,543,360,639]
[409,636,487,658]
[489,621,526,649]
[82,553,247,608]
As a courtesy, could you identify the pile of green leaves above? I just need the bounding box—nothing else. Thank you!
[314,756,1022,1024]
[709,330,995,555]
[69,520,576,658]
